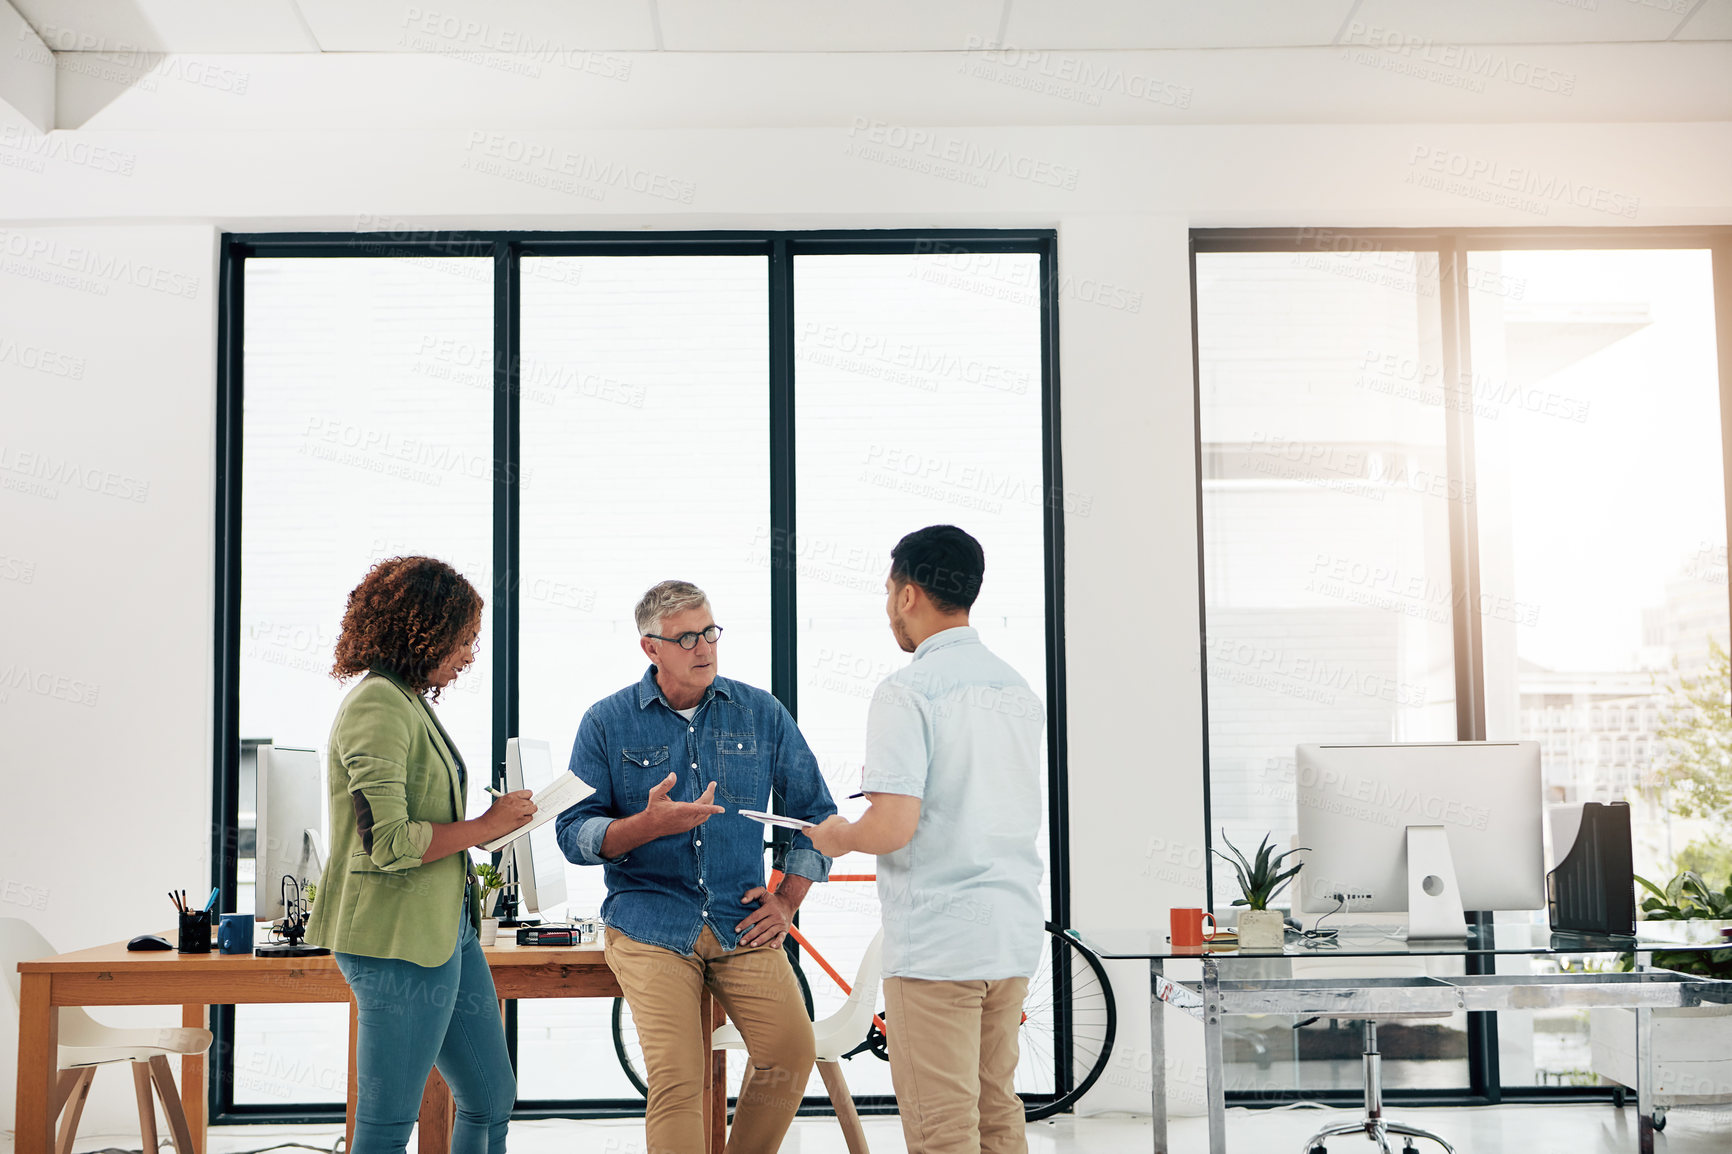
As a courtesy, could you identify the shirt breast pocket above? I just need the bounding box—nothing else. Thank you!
[621,745,671,800]
[715,735,761,806]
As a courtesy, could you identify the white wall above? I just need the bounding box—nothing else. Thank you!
[0,224,218,1137]
[2,44,1730,1135]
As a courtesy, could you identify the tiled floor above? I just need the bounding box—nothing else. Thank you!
[24,1102,1732,1154]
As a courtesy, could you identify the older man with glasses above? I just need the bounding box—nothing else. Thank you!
[555,579,837,1154]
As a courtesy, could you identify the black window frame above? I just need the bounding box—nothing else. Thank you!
[1192,225,1732,1109]
[211,228,1069,1124]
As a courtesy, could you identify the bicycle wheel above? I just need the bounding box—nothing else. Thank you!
[612,940,815,1099]
[1016,922,1117,1121]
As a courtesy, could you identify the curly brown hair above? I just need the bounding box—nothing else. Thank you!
[331,556,483,701]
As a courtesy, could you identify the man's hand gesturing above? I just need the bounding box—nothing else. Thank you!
[597,771,726,859]
[642,772,725,837]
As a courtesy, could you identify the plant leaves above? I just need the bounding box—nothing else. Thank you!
[1216,829,1305,907]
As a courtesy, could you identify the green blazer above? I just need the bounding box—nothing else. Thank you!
[305,669,481,967]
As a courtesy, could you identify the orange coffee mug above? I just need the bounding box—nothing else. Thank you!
[1170,907,1218,948]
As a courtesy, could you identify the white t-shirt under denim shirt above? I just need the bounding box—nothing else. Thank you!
[861,626,1045,981]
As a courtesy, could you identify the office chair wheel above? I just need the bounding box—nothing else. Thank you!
[1309,1145,1327,1154]
[1403,1145,1420,1154]
[1653,1107,1667,1131]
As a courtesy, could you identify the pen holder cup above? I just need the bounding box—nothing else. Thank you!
[177,909,213,954]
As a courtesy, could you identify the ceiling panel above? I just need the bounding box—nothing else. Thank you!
[1001,0,1353,50]
[656,0,1003,52]
[11,0,1725,60]
[293,0,657,52]
[1354,0,1691,44]
[1676,0,1732,41]
[13,0,319,52]
[55,43,1732,133]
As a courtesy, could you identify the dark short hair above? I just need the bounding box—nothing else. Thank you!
[890,525,984,613]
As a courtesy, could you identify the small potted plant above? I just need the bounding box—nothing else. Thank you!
[474,861,508,946]
[1215,831,1305,950]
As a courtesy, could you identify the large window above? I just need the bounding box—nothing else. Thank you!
[793,252,1049,1099]
[1196,230,1731,1105]
[216,231,1066,1121]
[234,256,494,1108]
[514,255,771,1101]
[1471,248,1727,1088]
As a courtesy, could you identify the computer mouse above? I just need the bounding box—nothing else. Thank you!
[127,934,173,951]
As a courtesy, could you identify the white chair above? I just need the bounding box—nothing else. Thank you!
[712,929,884,1154]
[2,918,213,1154]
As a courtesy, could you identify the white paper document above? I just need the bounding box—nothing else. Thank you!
[737,808,815,831]
[480,773,596,853]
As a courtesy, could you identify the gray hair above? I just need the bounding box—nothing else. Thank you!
[634,580,710,636]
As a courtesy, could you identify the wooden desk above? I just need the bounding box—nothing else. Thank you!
[16,932,726,1154]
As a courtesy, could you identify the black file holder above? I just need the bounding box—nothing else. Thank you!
[1547,801,1636,937]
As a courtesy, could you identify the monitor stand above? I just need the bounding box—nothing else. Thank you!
[1406,825,1469,940]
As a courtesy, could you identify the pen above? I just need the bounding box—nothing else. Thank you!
[485,786,505,798]
[203,887,219,913]
[169,891,184,914]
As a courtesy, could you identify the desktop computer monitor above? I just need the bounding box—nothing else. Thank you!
[504,738,568,917]
[256,744,326,922]
[1294,741,1544,936]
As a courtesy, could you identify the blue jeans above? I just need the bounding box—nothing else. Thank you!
[336,914,513,1154]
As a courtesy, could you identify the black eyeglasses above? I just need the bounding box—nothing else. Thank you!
[643,625,724,650]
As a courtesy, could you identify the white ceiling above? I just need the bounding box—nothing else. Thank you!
[11,0,1731,55]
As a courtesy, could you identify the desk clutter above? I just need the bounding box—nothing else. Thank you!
[148,883,326,957]
[514,919,600,947]
[168,888,217,953]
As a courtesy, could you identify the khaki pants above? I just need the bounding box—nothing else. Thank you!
[607,926,815,1154]
[883,975,1030,1154]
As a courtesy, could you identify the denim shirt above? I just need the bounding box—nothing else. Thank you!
[555,666,837,954]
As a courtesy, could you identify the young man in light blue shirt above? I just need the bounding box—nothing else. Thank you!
[810,525,1044,1154]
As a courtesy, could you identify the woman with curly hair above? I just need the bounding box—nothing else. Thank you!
[306,555,534,1154]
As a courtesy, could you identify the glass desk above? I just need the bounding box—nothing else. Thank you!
[1071,923,1732,1154]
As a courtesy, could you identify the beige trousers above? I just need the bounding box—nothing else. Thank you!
[607,926,815,1154]
[883,975,1031,1154]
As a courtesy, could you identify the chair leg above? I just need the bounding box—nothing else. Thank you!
[1362,1021,1383,1128]
[133,1061,160,1153]
[51,1070,83,1120]
[148,1054,198,1154]
[1299,1119,1383,1153]
[54,1068,96,1154]
[1383,1121,1455,1153]
[816,1061,870,1154]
